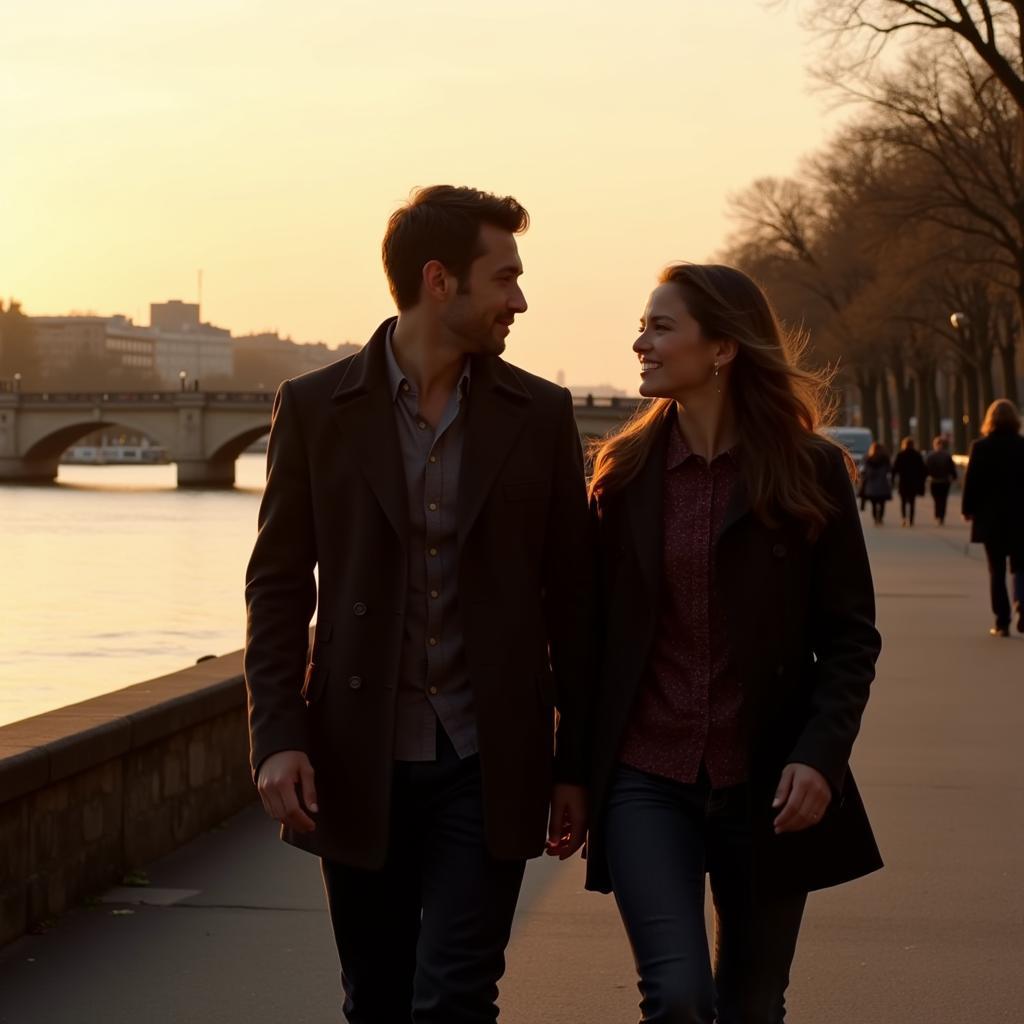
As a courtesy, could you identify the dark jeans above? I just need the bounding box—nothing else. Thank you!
[899,493,917,524]
[930,481,951,523]
[983,544,1024,629]
[869,498,887,523]
[605,764,807,1024]
[320,725,525,1024]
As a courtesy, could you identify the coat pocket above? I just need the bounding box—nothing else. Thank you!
[301,661,329,705]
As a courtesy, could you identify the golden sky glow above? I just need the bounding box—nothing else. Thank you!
[2,0,838,392]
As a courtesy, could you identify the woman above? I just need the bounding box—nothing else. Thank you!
[860,442,892,525]
[961,399,1024,637]
[924,435,957,526]
[586,264,883,1024]
[890,436,927,527]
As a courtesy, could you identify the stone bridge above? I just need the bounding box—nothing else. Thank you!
[0,389,640,487]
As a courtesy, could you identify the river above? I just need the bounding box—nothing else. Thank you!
[0,454,272,727]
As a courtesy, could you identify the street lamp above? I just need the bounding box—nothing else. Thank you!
[12,372,21,392]
[948,313,971,450]
[179,369,188,392]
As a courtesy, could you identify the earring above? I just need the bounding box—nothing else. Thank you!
[713,361,721,394]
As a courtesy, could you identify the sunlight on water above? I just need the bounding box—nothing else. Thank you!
[0,454,271,727]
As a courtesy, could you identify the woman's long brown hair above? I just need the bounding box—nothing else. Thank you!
[588,263,850,541]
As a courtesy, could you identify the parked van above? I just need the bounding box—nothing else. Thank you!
[821,426,874,471]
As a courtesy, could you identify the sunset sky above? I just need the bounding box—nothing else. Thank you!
[2,0,841,392]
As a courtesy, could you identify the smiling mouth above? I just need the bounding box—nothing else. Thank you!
[639,360,662,374]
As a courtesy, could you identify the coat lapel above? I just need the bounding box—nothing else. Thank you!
[717,473,752,543]
[457,354,531,552]
[623,408,671,601]
[329,318,410,548]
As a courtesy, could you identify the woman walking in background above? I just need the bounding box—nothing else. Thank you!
[891,437,927,527]
[586,263,883,1024]
[961,400,1024,637]
[924,436,957,526]
[861,442,892,525]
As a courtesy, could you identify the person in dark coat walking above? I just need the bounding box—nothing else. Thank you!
[861,442,892,525]
[586,263,882,1024]
[244,186,592,1022]
[924,435,957,525]
[891,436,927,526]
[961,399,1024,637]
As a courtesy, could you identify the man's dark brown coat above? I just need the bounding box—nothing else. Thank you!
[244,319,592,868]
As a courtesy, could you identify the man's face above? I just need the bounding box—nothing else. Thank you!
[441,224,527,356]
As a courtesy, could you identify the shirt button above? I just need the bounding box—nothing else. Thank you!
[402,382,410,392]
[348,675,362,690]
[353,602,367,616]
[428,547,438,556]
[430,590,439,599]
[428,686,438,695]
[418,420,428,430]
[428,502,438,511]
[429,455,437,464]
[428,637,438,647]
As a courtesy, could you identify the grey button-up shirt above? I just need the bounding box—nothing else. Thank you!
[385,327,477,761]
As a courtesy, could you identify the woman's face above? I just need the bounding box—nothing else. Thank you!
[632,283,719,399]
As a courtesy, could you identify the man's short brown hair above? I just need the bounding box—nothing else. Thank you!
[382,185,529,310]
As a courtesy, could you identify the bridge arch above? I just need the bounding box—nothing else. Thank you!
[207,425,270,465]
[23,418,172,462]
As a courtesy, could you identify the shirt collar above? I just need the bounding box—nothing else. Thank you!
[385,321,471,402]
[666,419,738,470]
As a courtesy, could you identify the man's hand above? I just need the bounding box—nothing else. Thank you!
[546,783,587,859]
[772,763,831,835]
[257,750,318,834]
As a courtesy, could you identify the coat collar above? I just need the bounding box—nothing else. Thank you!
[329,318,409,546]
[329,316,533,551]
[457,345,532,551]
[622,406,752,599]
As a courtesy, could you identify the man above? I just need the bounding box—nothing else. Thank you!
[244,185,591,1022]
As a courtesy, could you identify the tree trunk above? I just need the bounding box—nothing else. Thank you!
[928,370,941,441]
[998,342,1020,404]
[953,372,967,454]
[880,372,894,450]
[977,347,996,411]
[857,367,880,438]
[963,359,982,443]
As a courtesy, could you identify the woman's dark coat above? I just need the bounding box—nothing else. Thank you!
[961,430,1024,555]
[891,448,927,498]
[860,454,892,500]
[586,418,884,894]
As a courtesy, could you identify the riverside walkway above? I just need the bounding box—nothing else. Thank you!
[1,495,1021,1023]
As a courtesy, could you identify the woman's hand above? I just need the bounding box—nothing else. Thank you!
[546,783,588,859]
[772,763,831,834]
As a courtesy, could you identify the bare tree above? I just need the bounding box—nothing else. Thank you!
[798,1,1024,113]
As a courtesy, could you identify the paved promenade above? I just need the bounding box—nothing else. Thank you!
[1,495,1022,1023]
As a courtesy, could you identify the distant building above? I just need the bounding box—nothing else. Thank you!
[31,315,156,380]
[148,301,232,385]
[149,300,202,334]
[30,303,359,390]
[232,331,359,388]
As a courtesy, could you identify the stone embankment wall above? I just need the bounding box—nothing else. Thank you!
[0,652,254,946]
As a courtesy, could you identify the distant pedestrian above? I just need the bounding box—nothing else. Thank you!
[961,399,1024,637]
[861,442,892,525]
[891,436,927,526]
[924,435,957,525]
